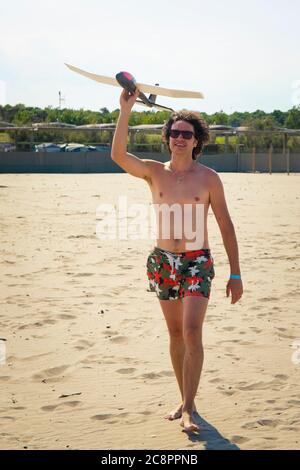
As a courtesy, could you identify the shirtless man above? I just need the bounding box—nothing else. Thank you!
[111,88,243,433]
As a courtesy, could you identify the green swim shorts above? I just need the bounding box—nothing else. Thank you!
[146,246,215,301]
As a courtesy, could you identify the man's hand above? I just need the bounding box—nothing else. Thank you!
[226,278,243,304]
[119,88,140,114]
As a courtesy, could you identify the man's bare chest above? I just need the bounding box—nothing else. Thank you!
[150,171,210,205]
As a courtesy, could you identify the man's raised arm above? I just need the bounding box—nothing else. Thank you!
[111,88,156,180]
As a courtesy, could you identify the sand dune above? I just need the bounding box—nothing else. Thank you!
[0,172,300,450]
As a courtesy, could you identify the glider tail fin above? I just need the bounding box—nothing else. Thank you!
[148,83,159,104]
[148,93,157,104]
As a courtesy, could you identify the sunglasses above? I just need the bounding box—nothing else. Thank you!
[169,129,195,140]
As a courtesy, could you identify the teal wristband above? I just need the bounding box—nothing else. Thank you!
[230,274,241,279]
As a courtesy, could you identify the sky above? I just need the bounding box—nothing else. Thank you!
[1,0,300,114]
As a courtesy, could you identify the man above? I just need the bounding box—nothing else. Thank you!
[111,88,243,433]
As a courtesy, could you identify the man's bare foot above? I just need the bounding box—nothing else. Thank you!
[180,410,201,433]
[164,404,183,420]
[165,403,197,421]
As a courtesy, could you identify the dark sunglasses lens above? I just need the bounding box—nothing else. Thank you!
[182,131,194,139]
[170,130,194,139]
[170,130,180,138]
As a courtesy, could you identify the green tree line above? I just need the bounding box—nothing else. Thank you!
[1,104,300,152]
[1,103,300,129]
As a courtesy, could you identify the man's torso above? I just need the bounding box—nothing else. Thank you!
[145,161,215,252]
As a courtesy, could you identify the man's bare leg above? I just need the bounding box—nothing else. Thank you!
[159,299,196,420]
[181,296,208,432]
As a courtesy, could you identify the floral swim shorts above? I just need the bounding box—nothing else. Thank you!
[146,246,215,300]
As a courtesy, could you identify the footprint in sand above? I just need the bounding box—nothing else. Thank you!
[81,354,100,364]
[41,405,58,412]
[242,419,279,429]
[14,353,53,363]
[116,368,136,375]
[231,435,250,444]
[277,331,296,339]
[139,410,153,416]
[250,327,262,333]
[0,376,11,381]
[274,374,288,381]
[238,380,275,391]
[73,339,94,351]
[32,365,69,381]
[74,273,95,277]
[109,336,128,344]
[279,426,299,431]
[258,297,278,303]
[257,419,279,428]
[208,377,222,384]
[222,326,235,332]
[58,314,77,320]
[91,414,113,421]
[43,319,57,326]
[287,399,300,406]
[141,372,162,380]
[160,370,174,377]
[221,390,236,396]
[41,401,81,412]
[60,401,81,408]
[239,341,254,346]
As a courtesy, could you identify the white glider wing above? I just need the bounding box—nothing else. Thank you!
[136,82,204,99]
[65,63,119,87]
[65,63,204,99]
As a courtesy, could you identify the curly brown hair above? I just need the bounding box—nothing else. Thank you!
[162,110,210,160]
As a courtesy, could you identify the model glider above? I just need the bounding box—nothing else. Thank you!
[65,63,204,112]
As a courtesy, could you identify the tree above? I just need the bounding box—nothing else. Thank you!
[100,107,109,115]
[252,109,267,119]
[271,110,286,126]
[285,107,300,129]
[210,111,229,125]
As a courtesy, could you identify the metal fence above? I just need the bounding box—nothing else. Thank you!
[0,125,299,173]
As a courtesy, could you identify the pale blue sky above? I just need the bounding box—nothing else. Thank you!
[1,0,299,113]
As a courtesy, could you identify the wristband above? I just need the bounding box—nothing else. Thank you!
[230,274,241,279]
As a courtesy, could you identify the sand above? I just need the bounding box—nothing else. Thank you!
[0,172,300,450]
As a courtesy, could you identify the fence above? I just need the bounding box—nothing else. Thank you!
[0,126,299,172]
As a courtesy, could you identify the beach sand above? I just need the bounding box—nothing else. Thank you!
[0,172,299,450]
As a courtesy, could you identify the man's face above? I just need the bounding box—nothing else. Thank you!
[169,120,197,157]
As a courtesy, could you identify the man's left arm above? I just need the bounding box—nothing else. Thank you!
[209,172,243,304]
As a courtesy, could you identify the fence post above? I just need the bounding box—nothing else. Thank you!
[252,146,256,172]
[236,134,240,173]
[287,148,290,175]
[268,143,273,175]
[224,134,229,153]
[109,130,113,147]
[30,130,34,152]
[129,129,135,152]
[283,133,287,157]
